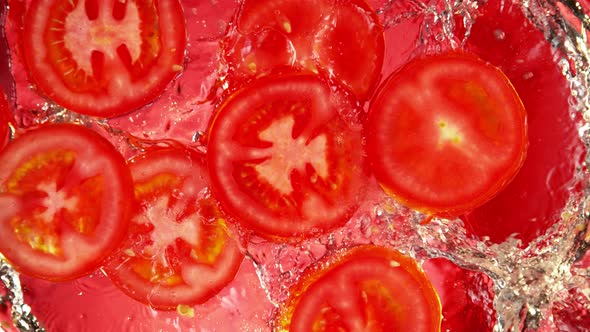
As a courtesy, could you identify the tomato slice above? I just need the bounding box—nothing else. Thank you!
[0,124,133,280]
[21,0,186,117]
[366,53,528,217]
[103,147,244,310]
[207,73,366,240]
[223,0,384,100]
[276,245,442,331]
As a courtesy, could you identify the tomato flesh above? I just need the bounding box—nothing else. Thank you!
[207,73,366,240]
[104,148,243,310]
[277,245,442,331]
[366,53,528,217]
[0,124,133,280]
[22,0,186,117]
[223,0,384,100]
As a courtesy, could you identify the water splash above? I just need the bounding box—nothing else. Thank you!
[2,0,590,330]
[247,0,590,331]
[0,258,44,332]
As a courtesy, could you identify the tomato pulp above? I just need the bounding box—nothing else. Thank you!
[207,72,367,240]
[20,0,186,117]
[276,245,442,331]
[104,147,243,310]
[366,52,528,218]
[0,124,133,280]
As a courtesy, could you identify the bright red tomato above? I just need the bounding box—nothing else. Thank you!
[21,0,186,117]
[0,124,133,281]
[366,53,528,218]
[103,147,244,310]
[223,0,384,100]
[207,73,366,240]
[276,245,442,331]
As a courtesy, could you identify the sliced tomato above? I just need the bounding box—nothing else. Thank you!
[21,0,186,117]
[366,52,528,218]
[0,124,133,281]
[222,0,384,100]
[207,73,366,240]
[276,245,442,331]
[103,147,244,310]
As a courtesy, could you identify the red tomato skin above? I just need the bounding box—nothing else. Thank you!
[207,72,367,240]
[104,147,244,310]
[277,245,442,332]
[366,52,528,218]
[20,0,187,118]
[0,124,133,281]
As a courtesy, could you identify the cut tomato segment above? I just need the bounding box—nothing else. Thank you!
[21,0,186,117]
[223,0,384,100]
[103,147,243,310]
[0,124,133,281]
[207,73,366,240]
[276,245,442,331]
[366,53,528,217]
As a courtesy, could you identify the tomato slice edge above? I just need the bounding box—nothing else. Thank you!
[366,52,528,217]
[0,124,133,280]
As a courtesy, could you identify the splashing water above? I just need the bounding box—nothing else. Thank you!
[1,0,590,331]
[247,0,590,331]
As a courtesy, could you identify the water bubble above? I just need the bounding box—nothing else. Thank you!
[494,29,506,40]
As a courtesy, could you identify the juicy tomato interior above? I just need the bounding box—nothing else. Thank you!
[104,148,243,310]
[366,52,528,218]
[276,245,442,332]
[0,124,133,281]
[21,0,186,117]
[223,0,384,100]
[207,72,366,240]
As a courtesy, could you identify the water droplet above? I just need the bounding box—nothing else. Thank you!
[494,29,506,40]
[523,71,534,80]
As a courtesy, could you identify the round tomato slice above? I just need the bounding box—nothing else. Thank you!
[366,53,528,217]
[103,147,244,310]
[276,245,442,331]
[224,0,384,100]
[0,124,133,281]
[207,73,366,240]
[22,0,186,117]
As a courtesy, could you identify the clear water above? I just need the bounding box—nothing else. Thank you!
[1,0,590,331]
